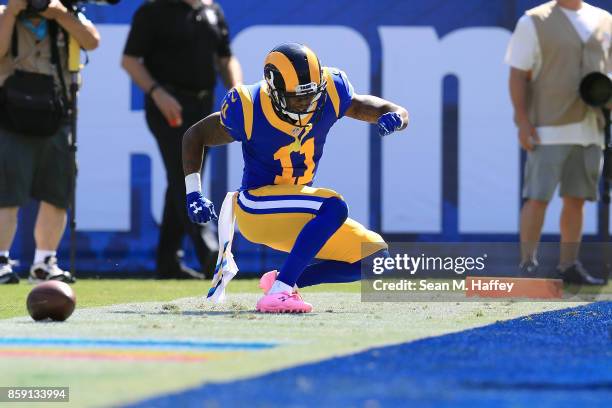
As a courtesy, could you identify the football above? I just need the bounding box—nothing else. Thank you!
[26,281,76,322]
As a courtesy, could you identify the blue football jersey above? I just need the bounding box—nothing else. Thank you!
[219,67,354,190]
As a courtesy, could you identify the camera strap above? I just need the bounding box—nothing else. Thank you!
[49,23,70,107]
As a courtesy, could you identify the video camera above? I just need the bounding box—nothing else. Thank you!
[26,0,120,13]
[580,72,612,108]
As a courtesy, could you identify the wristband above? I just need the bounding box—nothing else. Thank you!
[147,83,160,97]
[185,173,202,194]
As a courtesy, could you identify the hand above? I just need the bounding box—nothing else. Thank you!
[39,0,68,20]
[7,0,27,17]
[186,192,217,224]
[377,112,403,136]
[151,88,183,128]
[517,120,540,151]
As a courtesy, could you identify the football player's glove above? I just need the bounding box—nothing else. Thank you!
[186,192,217,225]
[377,112,403,136]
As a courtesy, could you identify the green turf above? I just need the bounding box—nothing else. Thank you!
[0,279,359,319]
[0,279,604,407]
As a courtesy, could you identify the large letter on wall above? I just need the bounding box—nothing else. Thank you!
[379,27,442,233]
[77,26,167,230]
[449,28,518,233]
[380,27,522,234]
[229,26,371,227]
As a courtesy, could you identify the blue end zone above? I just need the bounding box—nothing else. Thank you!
[127,302,612,407]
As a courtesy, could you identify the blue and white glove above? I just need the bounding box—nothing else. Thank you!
[377,112,403,136]
[186,191,218,224]
[185,173,217,224]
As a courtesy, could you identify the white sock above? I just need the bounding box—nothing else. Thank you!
[34,249,56,264]
[0,251,8,258]
[269,280,293,294]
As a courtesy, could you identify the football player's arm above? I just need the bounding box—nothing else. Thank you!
[182,112,233,176]
[182,112,233,224]
[345,94,409,132]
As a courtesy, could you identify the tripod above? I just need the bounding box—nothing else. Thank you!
[598,108,611,276]
[67,35,81,277]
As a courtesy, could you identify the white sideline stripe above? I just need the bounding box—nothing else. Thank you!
[238,192,323,211]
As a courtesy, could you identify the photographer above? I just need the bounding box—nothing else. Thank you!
[506,0,611,284]
[122,0,242,279]
[0,0,99,284]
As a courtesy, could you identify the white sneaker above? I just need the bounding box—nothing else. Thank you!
[0,256,19,284]
[29,256,75,284]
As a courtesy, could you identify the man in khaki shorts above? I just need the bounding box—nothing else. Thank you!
[0,0,99,284]
[506,0,611,285]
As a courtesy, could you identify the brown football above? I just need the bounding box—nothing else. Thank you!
[26,281,76,321]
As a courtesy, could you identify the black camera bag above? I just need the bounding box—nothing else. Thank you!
[1,22,67,137]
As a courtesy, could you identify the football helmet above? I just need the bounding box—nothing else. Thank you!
[263,43,327,127]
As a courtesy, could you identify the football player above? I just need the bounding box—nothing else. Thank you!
[183,43,408,313]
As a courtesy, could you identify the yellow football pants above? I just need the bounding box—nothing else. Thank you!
[234,184,387,264]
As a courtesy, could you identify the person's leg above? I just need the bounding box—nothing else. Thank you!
[520,199,548,263]
[520,145,565,265]
[163,138,214,277]
[29,201,74,282]
[146,101,187,276]
[556,145,604,285]
[236,186,387,268]
[34,201,67,253]
[181,96,217,276]
[29,126,74,282]
[146,97,215,278]
[0,207,19,283]
[269,196,349,292]
[0,126,37,268]
[155,188,185,278]
[33,201,66,272]
[296,249,390,288]
[235,185,387,311]
[0,207,18,253]
[258,249,391,294]
[559,196,584,267]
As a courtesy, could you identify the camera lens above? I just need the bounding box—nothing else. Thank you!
[580,72,612,108]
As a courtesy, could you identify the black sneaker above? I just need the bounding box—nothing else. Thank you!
[28,256,76,284]
[558,261,606,286]
[175,262,206,280]
[156,250,206,280]
[519,259,539,277]
[0,256,20,284]
[156,263,206,280]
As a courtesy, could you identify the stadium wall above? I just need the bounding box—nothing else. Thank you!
[7,0,612,275]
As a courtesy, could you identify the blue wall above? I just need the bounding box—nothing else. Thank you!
[7,0,612,275]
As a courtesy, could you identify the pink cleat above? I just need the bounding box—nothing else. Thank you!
[256,291,313,313]
[258,270,278,294]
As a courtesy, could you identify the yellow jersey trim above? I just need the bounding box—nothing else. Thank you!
[235,85,254,140]
[323,68,340,118]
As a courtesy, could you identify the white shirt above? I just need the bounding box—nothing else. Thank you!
[505,2,611,146]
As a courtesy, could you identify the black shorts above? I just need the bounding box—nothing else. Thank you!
[0,125,72,209]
